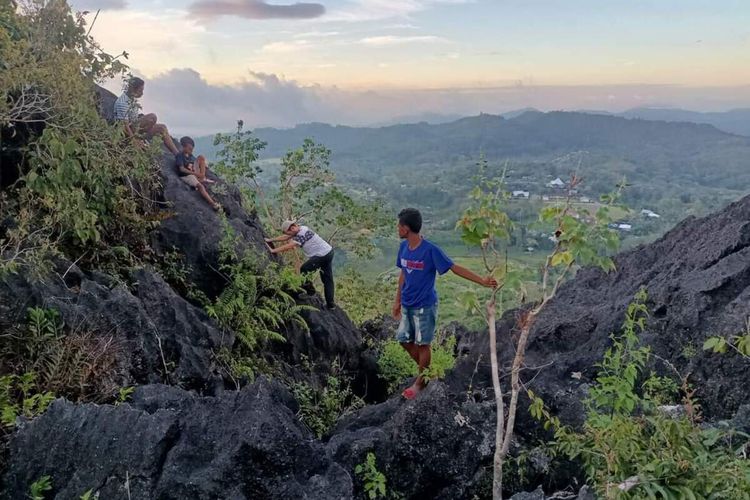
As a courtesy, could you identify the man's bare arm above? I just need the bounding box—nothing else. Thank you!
[269,242,298,254]
[392,269,404,319]
[265,234,293,243]
[123,121,134,138]
[450,264,497,288]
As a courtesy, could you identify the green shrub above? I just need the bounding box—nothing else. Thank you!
[355,452,387,500]
[1,307,121,403]
[336,268,395,326]
[28,475,52,500]
[155,248,209,306]
[547,290,750,499]
[377,332,457,394]
[377,340,416,394]
[291,361,364,438]
[214,347,267,388]
[0,372,54,428]
[207,218,313,382]
[0,0,159,278]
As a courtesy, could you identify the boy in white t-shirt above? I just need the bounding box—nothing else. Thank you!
[266,220,336,309]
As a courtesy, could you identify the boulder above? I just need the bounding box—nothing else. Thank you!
[449,194,750,435]
[0,262,230,393]
[2,379,352,500]
[151,148,269,299]
[328,382,497,499]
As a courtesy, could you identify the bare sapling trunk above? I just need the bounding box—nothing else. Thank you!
[501,311,534,458]
[487,294,505,500]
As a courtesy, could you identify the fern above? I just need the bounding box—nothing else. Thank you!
[28,475,52,500]
[209,217,315,382]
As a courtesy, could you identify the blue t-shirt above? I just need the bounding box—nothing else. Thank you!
[396,238,454,308]
[175,152,196,177]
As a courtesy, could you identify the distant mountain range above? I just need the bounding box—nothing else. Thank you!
[514,107,750,137]
[368,107,750,136]
[194,110,750,193]
[616,107,750,137]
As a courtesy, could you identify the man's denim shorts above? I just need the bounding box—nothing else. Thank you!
[396,305,438,346]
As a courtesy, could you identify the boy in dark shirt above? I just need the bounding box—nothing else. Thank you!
[175,137,220,211]
[393,208,497,399]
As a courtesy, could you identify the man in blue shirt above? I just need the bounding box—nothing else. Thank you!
[393,208,497,399]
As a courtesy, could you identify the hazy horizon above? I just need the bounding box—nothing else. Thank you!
[83,0,750,135]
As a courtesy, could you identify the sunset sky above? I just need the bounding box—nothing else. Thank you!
[76,0,750,133]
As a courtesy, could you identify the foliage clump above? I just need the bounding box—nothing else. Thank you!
[355,452,388,500]
[291,360,364,439]
[532,290,750,499]
[207,217,312,383]
[212,125,390,260]
[1,0,160,278]
[336,268,395,326]
[377,331,456,394]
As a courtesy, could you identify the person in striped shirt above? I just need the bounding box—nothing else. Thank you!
[114,77,179,155]
[266,221,336,309]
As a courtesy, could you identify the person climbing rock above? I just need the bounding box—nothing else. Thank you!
[266,221,336,309]
[113,76,180,155]
[175,136,221,211]
[393,208,497,400]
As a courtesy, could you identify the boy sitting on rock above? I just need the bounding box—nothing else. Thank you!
[175,136,220,211]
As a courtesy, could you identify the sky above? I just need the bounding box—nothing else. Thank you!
[77,0,750,134]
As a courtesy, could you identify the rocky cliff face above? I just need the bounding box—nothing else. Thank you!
[4,86,750,499]
[7,192,750,499]
[449,194,750,437]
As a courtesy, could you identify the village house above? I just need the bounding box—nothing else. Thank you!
[547,177,565,189]
[641,209,661,218]
[512,190,530,199]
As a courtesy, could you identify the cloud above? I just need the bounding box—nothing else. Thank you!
[135,69,330,134]
[87,10,205,77]
[128,68,750,136]
[188,0,325,20]
[260,40,313,53]
[328,0,474,22]
[70,0,127,11]
[358,35,445,46]
[294,31,340,38]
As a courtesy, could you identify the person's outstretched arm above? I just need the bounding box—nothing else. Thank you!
[451,264,497,288]
[265,234,293,243]
[268,241,297,254]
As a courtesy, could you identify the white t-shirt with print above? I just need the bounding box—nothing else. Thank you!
[292,226,332,258]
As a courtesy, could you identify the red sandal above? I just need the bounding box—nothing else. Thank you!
[402,387,418,400]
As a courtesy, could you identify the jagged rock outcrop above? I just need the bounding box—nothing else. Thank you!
[450,194,750,438]
[6,85,750,499]
[2,379,352,500]
[0,263,231,393]
[328,382,497,499]
[151,149,269,299]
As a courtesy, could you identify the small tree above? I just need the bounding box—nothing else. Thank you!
[212,120,269,217]
[276,139,390,259]
[456,160,623,499]
[212,132,389,259]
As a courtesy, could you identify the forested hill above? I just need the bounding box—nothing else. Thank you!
[618,107,750,137]
[195,110,750,191]
[200,111,741,159]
